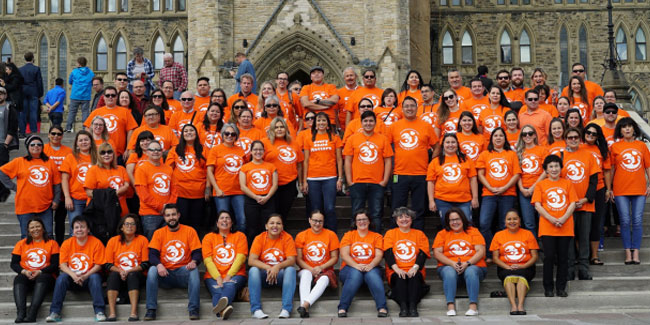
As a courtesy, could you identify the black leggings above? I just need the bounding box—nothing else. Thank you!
[54,204,67,245]
[592,188,606,242]
[275,180,298,223]
[390,272,424,305]
[244,195,276,245]
[177,197,206,235]
[106,271,143,292]
[14,273,54,287]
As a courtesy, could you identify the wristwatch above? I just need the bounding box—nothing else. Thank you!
[316,98,321,104]
[466,261,472,266]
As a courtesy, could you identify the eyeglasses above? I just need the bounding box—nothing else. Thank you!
[104,93,117,98]
[222,131,236,137]
[526,97,539,101]
[116,78,128,82]
[251,148,264,152]
[151,95,164,99]
[100,150,114,155]
[566,135,580,141]
[212,95,224,98]
[573,69,585,73]
[29,143,43,147]
[310,219,324,224]
[148,148,163,152]
[449,218,462,223]
[497,76,510,80]
[277,78,289,81]
[356,218,369,223]
[604,110,617,115]
[363,75,375,79]
[50,132,63,136]
[180,97,194,101]
[585,130,598,137]
[145,113,160,117]
[359,105,373,109]
[305,116,315,121]
[521,131,536,137]
[233,105,246,110]
[265,104,279,108]
[443,95,455,101]
[123,222,136,227]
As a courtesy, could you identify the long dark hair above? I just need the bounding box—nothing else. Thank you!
[567,76,589,106]
[583,123,609,159]
[311,112,334,142]
[438,133,466,165]
[400,69,423,92]
[457,111,480,135]
[176,124,205,164]
[380,88,398,107]
[117,214,143,244]
[135,130,155,158]
[437,88,458,124]
[487,127,512,152]
[614,117,641,139]
[203,103,224,133]
[547,117,565,145]
[150,88,170,112]
[488,86,511,109]
[25,217,52,244]
[72,130,97,161]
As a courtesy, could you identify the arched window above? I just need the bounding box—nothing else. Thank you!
[461,31,473,64]
[500,30,512,64]
[173,36,185,67]
[629,89,643,114]
[616,27,628,61]
[560,26,569,87]
[58,36,67,79]
[154,36,165,69]
[115,36,127,70]
[39,36,48,90]
[636,27,647,61]
[1,38,12,62]
[520,30,531,63]
[96,37,108,71]
[579,26,588,73]
[442,31,453,65]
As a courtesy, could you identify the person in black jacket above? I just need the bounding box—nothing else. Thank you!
[19,52,43,136]
[1,62,24,119]
[0,86,18,202]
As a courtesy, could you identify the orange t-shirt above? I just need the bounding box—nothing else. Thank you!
[339,230,383,268]
[84,165,129,216]
[134,160,176,216]
[250,231,297,265]
[437,108,466,134]
[12,238,60,271]
[276,90,303,127]
[167,99,182,113]
[207,144,247,196]
[561,80,604,111]
[505,129,520,149]
[476,149,522,196]
[126,153,149,168]
[104,234,149,271]
[432,227,486,267]
[343,132,393,184]
[303,132,343,179]
[342,117,386,145]
[457,132,486,161]
[478,106,508,139]
[60,153,93,201]
[166,146,207,199]
[168,109,202,137]
[149,225,201,270]
[582,144,611,190]
[383,228,430,282]
[489,228,539,265]
[520,145,548,188]
[397,89,423,108]
[519,104,559,118]
[505,87,528,103]
[0,157,61,215]
[300,83,339,124]
[43,144,73,169]
[426,155,476,203]
[295,228,340,269]
[194,95,211,113]
[610,140,650,196]
[453,86,472,103]
[374,106,402,127]
[387,118,438,175]
[601,125,617,148]
[547,140,566,156]
[201,231,249,279]
[460,96,489,121]
[84,106,138,156]
[518,109,553,145]
[345,86,384,119]
[262,138,304,186]
[253,116,297,137]
[127,124,178,151]
[60,235,105,275]
[237,127,264,155]
[240,161,277,195]
[419,110,439,132]
[226,93,258,122]
[197,123,222,149]
[570,100,591,124]
[336,85,357,130]
[561,149,600,212]
[532,177,578,237]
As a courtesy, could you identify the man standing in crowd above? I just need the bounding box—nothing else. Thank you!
[169,90,200,136]
[447,68,471,102]
[505,67,527,104]
[602,103,620,147]
[496,69,511,94]
[158,53,187,100]
[476,65,493,95]
[19,52,43,136]
[94,72,128,109]
[519,89,552,144]
[418,84,437,117]
[194,77,211,112]
[227,74,257,117]
[90,77,104,111]
[337,67,358,131]
[561,63,604,105]
[230,52,257,94]
[461,78,489,121]
[162,80,182,112]
[300,66,340,128]
[0,87,18,202]
[345,68,383,125]
[44,78,66,128]
[145,204,202,321]
[132,80,149,116]
[275,71,302,128]
[66,57,94,133]
[127,47,155,96]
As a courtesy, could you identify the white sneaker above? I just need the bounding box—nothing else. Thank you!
[252,309,268,319]
[278,309,290,318]
[446,309,456,316]
[465,309,479,316]
[95,312,107,322]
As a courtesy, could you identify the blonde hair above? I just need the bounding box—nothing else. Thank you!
[267,117,292,145]
[516,124,539,162]
[93,142,117,169]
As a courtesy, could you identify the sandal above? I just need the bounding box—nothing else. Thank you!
[590,258,604,265]
[490,290,507,298]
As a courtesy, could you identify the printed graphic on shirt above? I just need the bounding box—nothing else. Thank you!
[564,160,586,183]
[176,153,197,172]
[358,141,380,164]
[28,165,50,187]
[488,158,510,180]
[521,154,542,174]
[212,243,236,266]
[103,115,119,133]
[261,247,285,265]
[223,154,244,174]
[25,248,48,270]
[620,148,643,172]
[277,145,297,164]
[117,252,139,271]
[350,242,374,262]
[442,163,463,183]
[502,241,527,263]
[107,175,124,190]
[250,169,271,192]
[399,129,420,150]
[69,253,90,275]
[163,240,187,265]
[545,187,569,211]
[75,162,92,184]
[304,241,328,264]
[460,141,481,160]
[394,239,417,263]
[152,173,171,195]
[447,239,472,257]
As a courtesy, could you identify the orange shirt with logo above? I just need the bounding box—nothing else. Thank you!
[168,110,202,137]
[489,228,539,265]
[419,110,439,132]
[383,228,430,282]
[303,132,342,179]
[426,155,476,203]
[60,153,93,201]
[437,108,467,134]
[374,106,402,127]
[337,85,357,131]
[197,124,222,149]
[582,143,611,190]
[134,160,177,216]
[340,230,383,268]
[201,231,248,279]
[457,132,486,161]
[343,132,393,184]
[104,234,149,271]
[519,104,559,118]
[84,106,138,156]
[460,96,489,121]
[432,227,486,267]
[60,235,105,275]
[12,238,60,272]
[262,138,304,185]
[277,90,303,126]
[532,177,578,237]
[561,149,600,212]
[149,224,201,270]
[207,144,247,196]
[250,231,297,266]
[43,144,73,169]
[505,87,528,103]
[253,117,297,137]
[240,161,277,195]
[342,117,386,145]
[300,83,339,124]
[237,127,264,155]
[453,86,472,103]
[478,106,508,139]
[84,165,129,216]
[345,86,384,119]
[0,157,61,215]
[127,124,178,151]
[476,149,522,196]
[397,89,423,108]
[520,145,548,188]
[295,228,340,269]
[387,118,438,175]
[547,140,566,156]
[506,129,520,149]
[518,109,553,145]
[194,95,211,113]
[166,146,207,199]
[561,80,604,112]
[167,99,182,113]
[610,140,650,196]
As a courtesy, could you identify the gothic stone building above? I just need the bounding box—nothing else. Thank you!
[1,0,648,117]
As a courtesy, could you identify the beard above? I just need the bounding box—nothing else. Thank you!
[166,219,179,229]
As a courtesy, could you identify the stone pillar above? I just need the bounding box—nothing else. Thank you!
[409,0,431,83]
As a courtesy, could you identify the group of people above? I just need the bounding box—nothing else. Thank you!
[0,56,649,322]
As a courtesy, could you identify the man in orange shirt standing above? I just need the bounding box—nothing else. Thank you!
[194,77,212,112]
[300,66,340,129]
[518,90,553,145]
[169,90,201,137]
[337,67,358,131]
[162,80,182,112]
[496,70,511,94]
[227,74,258,118]
[145,204,202,321]
[275,72,303,129]
[460,78,489,121]
[448,69,471,103]
[561,63,604,108]
[345,69,384,125]
[505,67,528,105]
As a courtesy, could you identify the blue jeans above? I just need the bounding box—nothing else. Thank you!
[518,192,538,238]
[248,266,296,313]
[437,265,487,304]
[392,175,426,230]
[205,275,246,307]
[68,198,87,235]
[615,195,646,249]
[65,99,90,131]
[338,266,387,311]
[479,195,516,254]
[214,195,246,233]
[350,183,385,232]
[146,265,201,311]
[142,214,164,240]
[17,208,53,239]
[435,199,472,224]
[20,96,39,134]
[50,272,105,314]
[307,178,338,232]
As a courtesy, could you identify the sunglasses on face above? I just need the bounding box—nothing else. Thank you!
[151,95,164,99]
[180,97,194,101]
[363,75,375,79]
[443,95,455,101]
[573,69,585,73]
[104,94,117,98]
[359,104,373,109]
[497,76,510,80]
[222,131,236,138]
[50,132,63,136]
[116,78,128,82]
[265,104,279,108]
[521,131,536,137]
[585,130,598,137]
[100,150,114,155]
[566,135,580,141]
[527,97,539,101]
[233,105,246,110]
[148,148,163,152]
[29,143,43,147]
[604,110,617,115]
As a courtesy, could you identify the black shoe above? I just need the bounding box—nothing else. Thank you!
[544,290,554,297]
[557,290,568,297]
[337,311,347,318]
[189,309,200,320]
[408,309,419,317]
[578,272,593,280]
[567,272,575,281]
[18,133,26,139]
[144,309,156,321]
[15,311,25,323]
[377,310,388,317]
[297,307,309,318]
